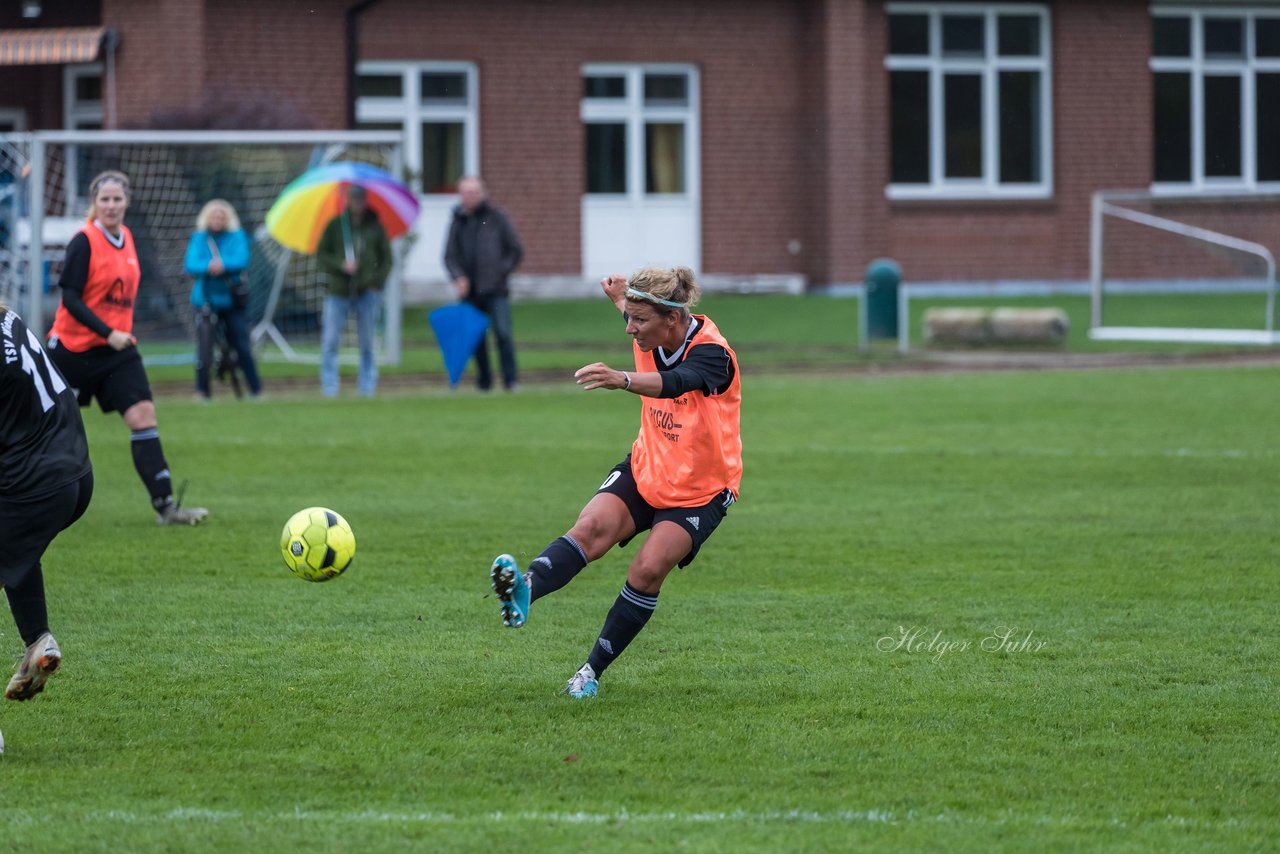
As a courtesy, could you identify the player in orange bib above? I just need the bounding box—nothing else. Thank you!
[490,266,741,698]
[45,170,208,526]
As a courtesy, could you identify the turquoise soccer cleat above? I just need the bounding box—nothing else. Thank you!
[490,554,530,628]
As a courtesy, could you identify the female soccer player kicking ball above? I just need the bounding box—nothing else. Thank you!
[490,267,742,698]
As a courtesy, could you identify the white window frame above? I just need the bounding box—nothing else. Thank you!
[63,63,103,129]
[885,2,1053,200]
[580,63,700,200]
[1150,6,1280,194]
[355,61,479,196]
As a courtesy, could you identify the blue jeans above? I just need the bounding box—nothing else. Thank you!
[321,291,380,397]
[468,294,518,390]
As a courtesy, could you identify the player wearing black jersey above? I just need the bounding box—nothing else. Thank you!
[0,305,93,716]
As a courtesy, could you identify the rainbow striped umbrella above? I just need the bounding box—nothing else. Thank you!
[265,161,420,254]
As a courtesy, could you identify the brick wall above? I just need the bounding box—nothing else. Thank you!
[71,0,1183,287]
[200,0,347,128]
[104,0,346,129]
[816,0,890,284]
[105,0,207,125]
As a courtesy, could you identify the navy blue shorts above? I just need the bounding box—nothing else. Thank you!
[0,471,94,589]
[595,455,735,568]
[47,342,153,414]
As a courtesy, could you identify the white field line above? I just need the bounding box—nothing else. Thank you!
[0,807,1251,832]
[809,445,1275,461]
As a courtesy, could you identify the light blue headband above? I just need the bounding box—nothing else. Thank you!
[625,286,686,309]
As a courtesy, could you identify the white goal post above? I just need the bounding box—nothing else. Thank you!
[3,129,407,365]
[1089,190,1280,346]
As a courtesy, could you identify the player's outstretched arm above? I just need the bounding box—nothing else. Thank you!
[575,362,660,396]
[601,275,627,314]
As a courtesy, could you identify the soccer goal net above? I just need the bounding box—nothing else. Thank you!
[1089,190,1280,345]
[0,129,406,364]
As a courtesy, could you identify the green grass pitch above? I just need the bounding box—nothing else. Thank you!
[2,297,1277,850]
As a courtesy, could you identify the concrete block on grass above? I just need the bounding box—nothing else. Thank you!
[924,308,992,345]
[924,307,1069,347]
[989,308,1069,346]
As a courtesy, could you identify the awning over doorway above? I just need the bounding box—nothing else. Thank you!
[0,27,106,66]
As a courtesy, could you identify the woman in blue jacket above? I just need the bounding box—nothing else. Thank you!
[184,199,263,399]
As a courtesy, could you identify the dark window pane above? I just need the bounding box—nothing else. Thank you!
[357,74,402,98]
[998,15,1040,57]
[999,71,1039,183]
[890,71,930,183]
[889,14,929,55]
[586,122,626,193]
[74,74,102,102]
[944,74,982,179]
[421,72,467,103]
[1154,73,1191,181]
[357,120,402,134]
[644,74,688,106]
[1153,16,1191,57]
[1257,18,1280,58]
[1203,75,1241,177]
[645,123,684,193]
[942,15,984,57]
[1203,18,1244,58]
[584,75,626,98]
[421,121,464,193]
[1258,74,1280,181]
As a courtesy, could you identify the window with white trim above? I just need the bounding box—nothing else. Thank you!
[64,64,103,130]
[355,62,478,194]
[885,3,1052,199]
[1152,8,1280,190]
[581,65,697,197]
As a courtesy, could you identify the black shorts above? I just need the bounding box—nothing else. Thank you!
[0,470,94,588]
[596,455,735,568]
[47,341,153,413]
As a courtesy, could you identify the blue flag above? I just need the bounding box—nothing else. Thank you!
[429,303,490,388]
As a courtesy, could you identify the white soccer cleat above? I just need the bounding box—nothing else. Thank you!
[156,502,209,526]
[562,663,598,699]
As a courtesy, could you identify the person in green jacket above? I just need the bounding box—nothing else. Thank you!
[316,185,391,397]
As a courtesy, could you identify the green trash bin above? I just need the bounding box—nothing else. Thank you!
[864,258,901,341]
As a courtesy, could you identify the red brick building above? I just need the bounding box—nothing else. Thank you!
[2,0,1277,291]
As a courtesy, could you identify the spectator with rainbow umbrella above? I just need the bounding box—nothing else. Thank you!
[266,162,418,396]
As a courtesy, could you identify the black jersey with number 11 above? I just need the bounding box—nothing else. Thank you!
[0,309,92,500]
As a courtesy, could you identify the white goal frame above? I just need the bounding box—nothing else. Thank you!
[1089,190,1280,346]
[17,129,406,364]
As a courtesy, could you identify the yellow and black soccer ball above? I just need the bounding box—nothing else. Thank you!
[280,507,355,582]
